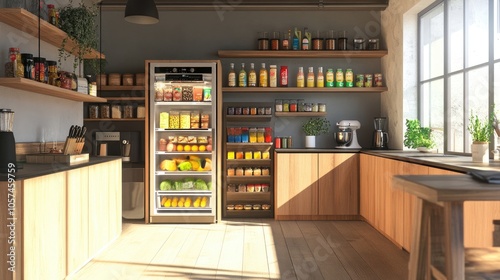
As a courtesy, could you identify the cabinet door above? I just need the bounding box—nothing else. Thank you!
[23,172,67,280]
[275,153,318,217]
[318,153,359,215]
[360,154,376,224]
[66,167,89,273]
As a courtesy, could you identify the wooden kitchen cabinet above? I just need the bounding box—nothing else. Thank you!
[275,152,359,220]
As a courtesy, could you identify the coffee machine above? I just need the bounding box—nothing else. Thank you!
[0,109,17,173]
[372,117,389,149]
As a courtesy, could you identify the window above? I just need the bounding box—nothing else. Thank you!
[418,0,497,153]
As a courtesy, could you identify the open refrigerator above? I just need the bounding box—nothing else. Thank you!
[148,60,220,223]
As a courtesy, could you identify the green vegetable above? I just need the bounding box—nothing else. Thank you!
[178,161,192,171]
[403,119,436,149]
[195,179,208,190]
[207,181,212,190]
[159,180,173,191]
[468,111,494,142]
[174,181,183,191]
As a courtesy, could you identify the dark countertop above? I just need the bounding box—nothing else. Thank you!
[0,156,122,181]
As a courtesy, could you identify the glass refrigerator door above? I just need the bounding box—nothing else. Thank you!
[149,62,217,223]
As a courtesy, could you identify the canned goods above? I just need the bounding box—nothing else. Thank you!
[257,107,265,115]
[335,69,344,87]
[374,73,383,87]
[356,74,365,87]
[365,74,373,87]
[281,137,288,149]
[275,137,281,149]
[325,69,334,87]
[345,69,353,87]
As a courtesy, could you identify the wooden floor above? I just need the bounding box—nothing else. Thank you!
[68,220,409,280]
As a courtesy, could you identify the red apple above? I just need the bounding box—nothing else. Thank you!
[206,144,212,152]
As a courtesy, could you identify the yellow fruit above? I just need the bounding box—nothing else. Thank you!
[191,145,199,152]
[173,157,188,165]
[189,160,200,170]
[185,197,192,207]
[200,197,207,207]
[164,198,172,207]
[178,197,185,207]
[160,159,177,171]
[177,144,184,152]
[199,145,206,152]
[172,197,179,207]
[161,196,167,206]
[203,158,212,171]
[184,145,191,152]
[193,197,201,207]
[188,155,201,161]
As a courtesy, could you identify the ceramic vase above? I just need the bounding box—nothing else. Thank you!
[305,135,316,148]
[471,142,489,163]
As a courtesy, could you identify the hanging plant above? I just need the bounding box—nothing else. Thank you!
[58,0,100,74]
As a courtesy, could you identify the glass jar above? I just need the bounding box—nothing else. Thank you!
[47,60,58,85]
[257,107,265,115]
[247,184,255,192]
[238,184,247,192]
[318,103,326,112]
[253,151,262,159]
[258,32,270,50]
[227,127,235,142]
[5,47,23,78]
[249,128,257,143]
[245,151,253,159]
[262,168,270,176]
[304,103,313,112]
[111,105,122,119]
[244,167,253,176]
[100,104,110,118]
[21,53,34,79]
[257,128,265,143]
[353,38,365,50]
[227,107,235,115]
[236,167,244,176]
[253,167,262,176]
[289,99,297,112]
[33,57,47,83]
[265,127,272,143]
[124,105,134,118]
[254,184,262,192]
[89,105,99,119]
[368,38,380,50]
[275,99,283,112]
[169,111,180,129]
[241,127,249,143]
[234,127,242,142]
[297,99,305,112]
[180,111,191,129]
[250,107,257,115]
[235,107,242,115]
[227,167,235,176]
[283,99,290,112]
[242,107,250,115]
[312,103,319,112]
[265,107,272,115]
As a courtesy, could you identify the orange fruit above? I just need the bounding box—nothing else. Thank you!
[176,144,184,152]
[184,145,191,152]
[199,145,206,152]
[191,145,199,152]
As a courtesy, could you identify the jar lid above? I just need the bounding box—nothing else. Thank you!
[33,57,46,62]
[47,60,57,66]
[21,53,33,59]
[9,47,19,52]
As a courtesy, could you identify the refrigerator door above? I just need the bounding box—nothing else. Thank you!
[148,61,219,223]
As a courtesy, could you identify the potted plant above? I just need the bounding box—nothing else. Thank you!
[468,111,494,163]
[302,117,330,148]
[403,119,436,152]
[58,0,100,75]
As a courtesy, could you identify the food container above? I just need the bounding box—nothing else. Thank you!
[122,73,134,86]
[262,184,270,192]
[235,204,243,210]
[227,167,235,176]
[245,151,253,159]
[193,87,203,101]
[236,151,244,159]
[262,204,271,210]
[236,167,244,176]
[89,105,99,119]
[135,73,145,85]
[172,86,182,101]
[249,128,257,143]
[201,113,210,129]
[238,184,247,192]
[100,104,110,118]
[257,128,265,143]
[169,111,180,129]
[180,111,191,129]
[227,151,235,159]
[111,105,122,119]
[190,111,200,129]
[182,86,193,101]
[244,167,253,176]
[253,151,261,159]
[163,85,173,101]
[124,105,134,118]
[254,184,262,192]
[262,167,270,176]
[137,106,145,118]
[108,73,121,86]
[97,74,107,86]
[227,184,236,192]
[227,205,235,210]
[247,184,255,192]
[253,167,262,176]
[367,38,380,50]
[244,204,252,210]
[262,151,270,159]
[253,204,261,210]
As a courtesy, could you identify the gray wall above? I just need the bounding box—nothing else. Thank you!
[101,8,383,149]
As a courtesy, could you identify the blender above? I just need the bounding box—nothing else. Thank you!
[0,109,17,173]
[334,120,362,149]
[372,117,389,149]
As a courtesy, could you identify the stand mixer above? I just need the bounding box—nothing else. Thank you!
[334,120,362,149]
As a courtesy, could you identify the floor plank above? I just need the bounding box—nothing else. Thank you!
[69,220,409,280]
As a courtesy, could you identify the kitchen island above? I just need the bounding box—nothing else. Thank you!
[0,157,122,280]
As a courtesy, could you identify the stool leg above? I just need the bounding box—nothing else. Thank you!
[409,198,432,280]
[443,201,464,280]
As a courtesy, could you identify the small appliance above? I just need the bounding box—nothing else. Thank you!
[372,117,389,149]
[94,131,140,162]
[0,109,17,173]
[334,120,362,149]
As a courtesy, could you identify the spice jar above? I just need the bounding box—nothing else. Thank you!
[242,107,250,115]
[249,128,257,143]
[124,105,134,118]
[250,107,257,115]
[318,103,326,112]
[21,53,34,79]
[5,48,23,78]
[275,99,283,112]
[100,104,110,118]
[236,167,244,176]
[289,99,297,112]
[265,127,272,143]
[111,105,122,119]
[47,60,58,85]
[282,99,290,112]
[244,167,253,176]
[353,38,365,50]
[258,32,270,50]
[257,107,265,115]
[257,128,265,143]
[368,38,380,50]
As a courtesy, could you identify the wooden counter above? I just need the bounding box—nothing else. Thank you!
[0,158,122,280]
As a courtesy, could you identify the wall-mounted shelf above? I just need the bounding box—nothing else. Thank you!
[0,77,107,103]
[0,8,105,59]
[98,85,145,91]
[222,87,388,93]
[105,97,146,101]
[225,115,273,122]
[218,50,388,58]
[84,118,145,122]
[275,112,327,117]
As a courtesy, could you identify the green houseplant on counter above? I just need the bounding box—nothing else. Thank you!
[302,117,330,148]
[58,0,100,74]
[403,119,436,152]
[468,111,494,163]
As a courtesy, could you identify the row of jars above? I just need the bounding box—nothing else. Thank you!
[227,183,270,193]
[226,106,272,116]
[89,104,145,119]
[275,99,326,113]
[227,150,270,160]
[227,127,272,143]
[227,167,270,176]
[159,111,210,130]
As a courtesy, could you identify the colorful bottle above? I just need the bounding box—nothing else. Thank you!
[292,27,301,50]
[280,66,288,87]
[306,67,315,87]
[316,67,324,88]
[259,63,268,87]
[335,68,344,87]
[325,68,334,87]
[345,69,354,87]
[228,63,236,87]
[248,63,257,87]
[238,63,247,87]
[269,65,277,87]
[302,28,310,50]
[297,66,305,88]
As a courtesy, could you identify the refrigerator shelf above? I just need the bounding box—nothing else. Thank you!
[155,101,212,106]
[155,171,212,175]
[155,128,213,132]
[156,208,213,214]
[156,190,212,195]
[156,151,212,155]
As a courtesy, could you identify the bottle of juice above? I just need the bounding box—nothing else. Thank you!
[228,63,236,87]
[326,68,334,87]
[259,63,268,87]
[302,28,310,50]
[238,63,247,87]
[335,68,344,87]
[269,65,277,87]
[248,63,257,87]
[345,68,353,87]
[293,27,301,50]
[297,66,305,88]
[317,66,324,87]
[306,67,315,87]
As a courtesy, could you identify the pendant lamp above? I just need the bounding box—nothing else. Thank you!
[125,0,159,24]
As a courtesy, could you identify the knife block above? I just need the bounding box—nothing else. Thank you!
[63,137,85,155]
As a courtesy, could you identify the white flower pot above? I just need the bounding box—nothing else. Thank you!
[305,135,316,148]
[471,142,489,163]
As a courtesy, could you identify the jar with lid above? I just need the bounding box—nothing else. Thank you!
[289,99,297,112]
[262,167,270,176]
[89,105,99,119]
[250,107,257,115]
[275,99,283,112]
[244,167,253,176]
[367,38,380,50]
[47,60,58,85]
[304,103,313,112]
[180,111,190,129]
[5,48,23,78]
[258,32,270,50]
[245,151,253,159]
[111,104,122,119]
[242,107,250,115]
[100,104,110,118]
[265,127,272,143]
[271,31,280,50]
[353,38,365,50]
[47,4,58,26]
[253,167,262,176]
[235,167,244,176]
[238,184,247,192]
[33,57,47,83]
[257,107,265,115]
[249,128,257,143]
[169,111,180,129]
[124,105,134,118]
[227,167,235,176]
[282,99,290,112]
[265,107,272,115]
[257,128,265,143]
[234,127,242,142]
[318,103,326,112]
[253,151,262,159]
[297,99,305,112]
[21,53,34,79]
[325,30,336,50]
[247,184,255,192]
[312,103,319,112]
[241,127,249,143]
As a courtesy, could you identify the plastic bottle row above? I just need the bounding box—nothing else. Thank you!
[227,127,272,143]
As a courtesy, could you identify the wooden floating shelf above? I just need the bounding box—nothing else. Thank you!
[98,85,145,91]
[226,142,273,147]
[0,77,107,103]
[103,97,145,101]
[275,112,327,117]
[84,118,145,122]
[218,50,388,58]
[0,8,105,59]
[223,87,387,93]
[225,115,273,122]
